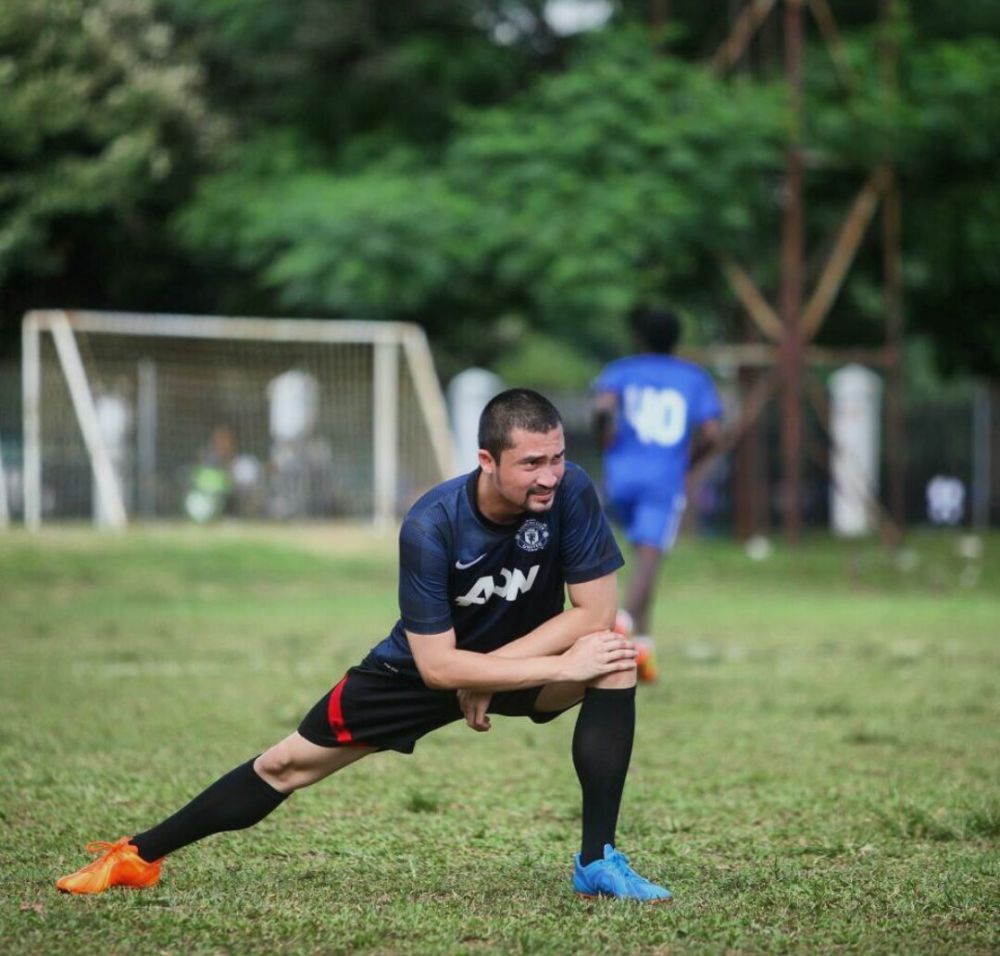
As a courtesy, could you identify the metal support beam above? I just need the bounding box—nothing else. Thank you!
[880,0,906,533]
[682,343,892,369]
[719,256,783,342]
[734,366,767,540]
[649,0,670,31]
[801,168,889,341]
[712,366,781,462]
[808,0,861,93]
[712,0,779,74]
[779,0,806,545]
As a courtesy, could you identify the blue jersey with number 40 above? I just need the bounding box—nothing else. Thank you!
[594,354,722,499]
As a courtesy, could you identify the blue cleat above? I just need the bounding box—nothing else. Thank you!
[573,844,673,903]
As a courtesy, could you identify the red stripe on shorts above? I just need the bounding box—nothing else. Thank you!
[326,675,354,743]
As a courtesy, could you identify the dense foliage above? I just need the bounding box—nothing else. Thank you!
[0,0,224,309]
[2,1,998,379]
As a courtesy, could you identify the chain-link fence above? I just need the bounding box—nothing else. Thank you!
[2,357,996,531]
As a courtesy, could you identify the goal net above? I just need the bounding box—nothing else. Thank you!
[22,310,456,528]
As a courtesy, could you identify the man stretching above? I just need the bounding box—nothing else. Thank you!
[57,388,672,902]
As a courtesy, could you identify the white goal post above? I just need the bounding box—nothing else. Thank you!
[22,310,456,530]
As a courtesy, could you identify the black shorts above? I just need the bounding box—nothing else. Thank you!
[298,659,574,754]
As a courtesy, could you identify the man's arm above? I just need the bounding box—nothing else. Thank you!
[688,418,721,471]
[592,390,618,451]
[407,622,634,692]
[488,572,618,661]
[454,573,621,730]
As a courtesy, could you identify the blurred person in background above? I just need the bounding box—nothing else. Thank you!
[593,306,722,682]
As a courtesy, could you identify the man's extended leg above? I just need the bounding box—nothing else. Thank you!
[132,734,375,860]
[57,734,375,894]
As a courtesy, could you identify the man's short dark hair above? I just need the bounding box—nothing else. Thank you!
[629,306,681,354]
[478,388,562,462]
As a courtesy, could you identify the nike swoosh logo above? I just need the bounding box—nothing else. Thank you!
[455,553,487,570]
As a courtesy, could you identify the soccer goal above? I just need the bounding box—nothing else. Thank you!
[22,310,456,529]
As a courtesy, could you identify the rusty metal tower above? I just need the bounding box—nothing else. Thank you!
[705,0,906,544]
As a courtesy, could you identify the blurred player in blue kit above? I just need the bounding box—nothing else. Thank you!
[593,307,723,681]
[57,389,672,903]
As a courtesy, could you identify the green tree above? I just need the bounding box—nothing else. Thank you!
[178,28,787,379]
[788,21,1000,376]
[161,0,557,159]
[4,0,998,382]
[0,0,223,337]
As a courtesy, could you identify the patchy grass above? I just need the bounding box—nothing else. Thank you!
[1,526,997,954]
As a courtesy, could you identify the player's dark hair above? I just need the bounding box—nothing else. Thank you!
[629,306,681,354]
[478,388,562,462]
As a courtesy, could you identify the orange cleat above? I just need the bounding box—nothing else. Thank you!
[56,838,162,894]
[634,636,658,683]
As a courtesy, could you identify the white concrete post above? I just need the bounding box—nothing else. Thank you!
[446,368,504,475]
[830,364,882,536]
[0,436,9,529]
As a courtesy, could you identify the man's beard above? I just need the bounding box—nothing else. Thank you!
[523,486,557,511]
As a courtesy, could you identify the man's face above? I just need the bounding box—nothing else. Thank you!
[478,426,566,522]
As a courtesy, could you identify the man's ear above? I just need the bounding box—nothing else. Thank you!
[478,448,496,475]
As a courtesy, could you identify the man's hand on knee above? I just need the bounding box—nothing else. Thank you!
[559,630,637,683]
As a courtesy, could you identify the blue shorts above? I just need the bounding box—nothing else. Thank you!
[608,490,686,552]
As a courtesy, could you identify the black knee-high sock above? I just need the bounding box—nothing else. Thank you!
[130,758,288,862]
[572,686,636,866]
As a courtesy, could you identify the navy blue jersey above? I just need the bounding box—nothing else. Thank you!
[367,461,624,680]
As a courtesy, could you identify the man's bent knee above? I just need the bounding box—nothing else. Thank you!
[255,739,306,792]
[589,667,637,691]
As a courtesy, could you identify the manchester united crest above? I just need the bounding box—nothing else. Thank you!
[516,518,550,552]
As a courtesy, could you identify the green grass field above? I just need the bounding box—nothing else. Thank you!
[1,525,997,954]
